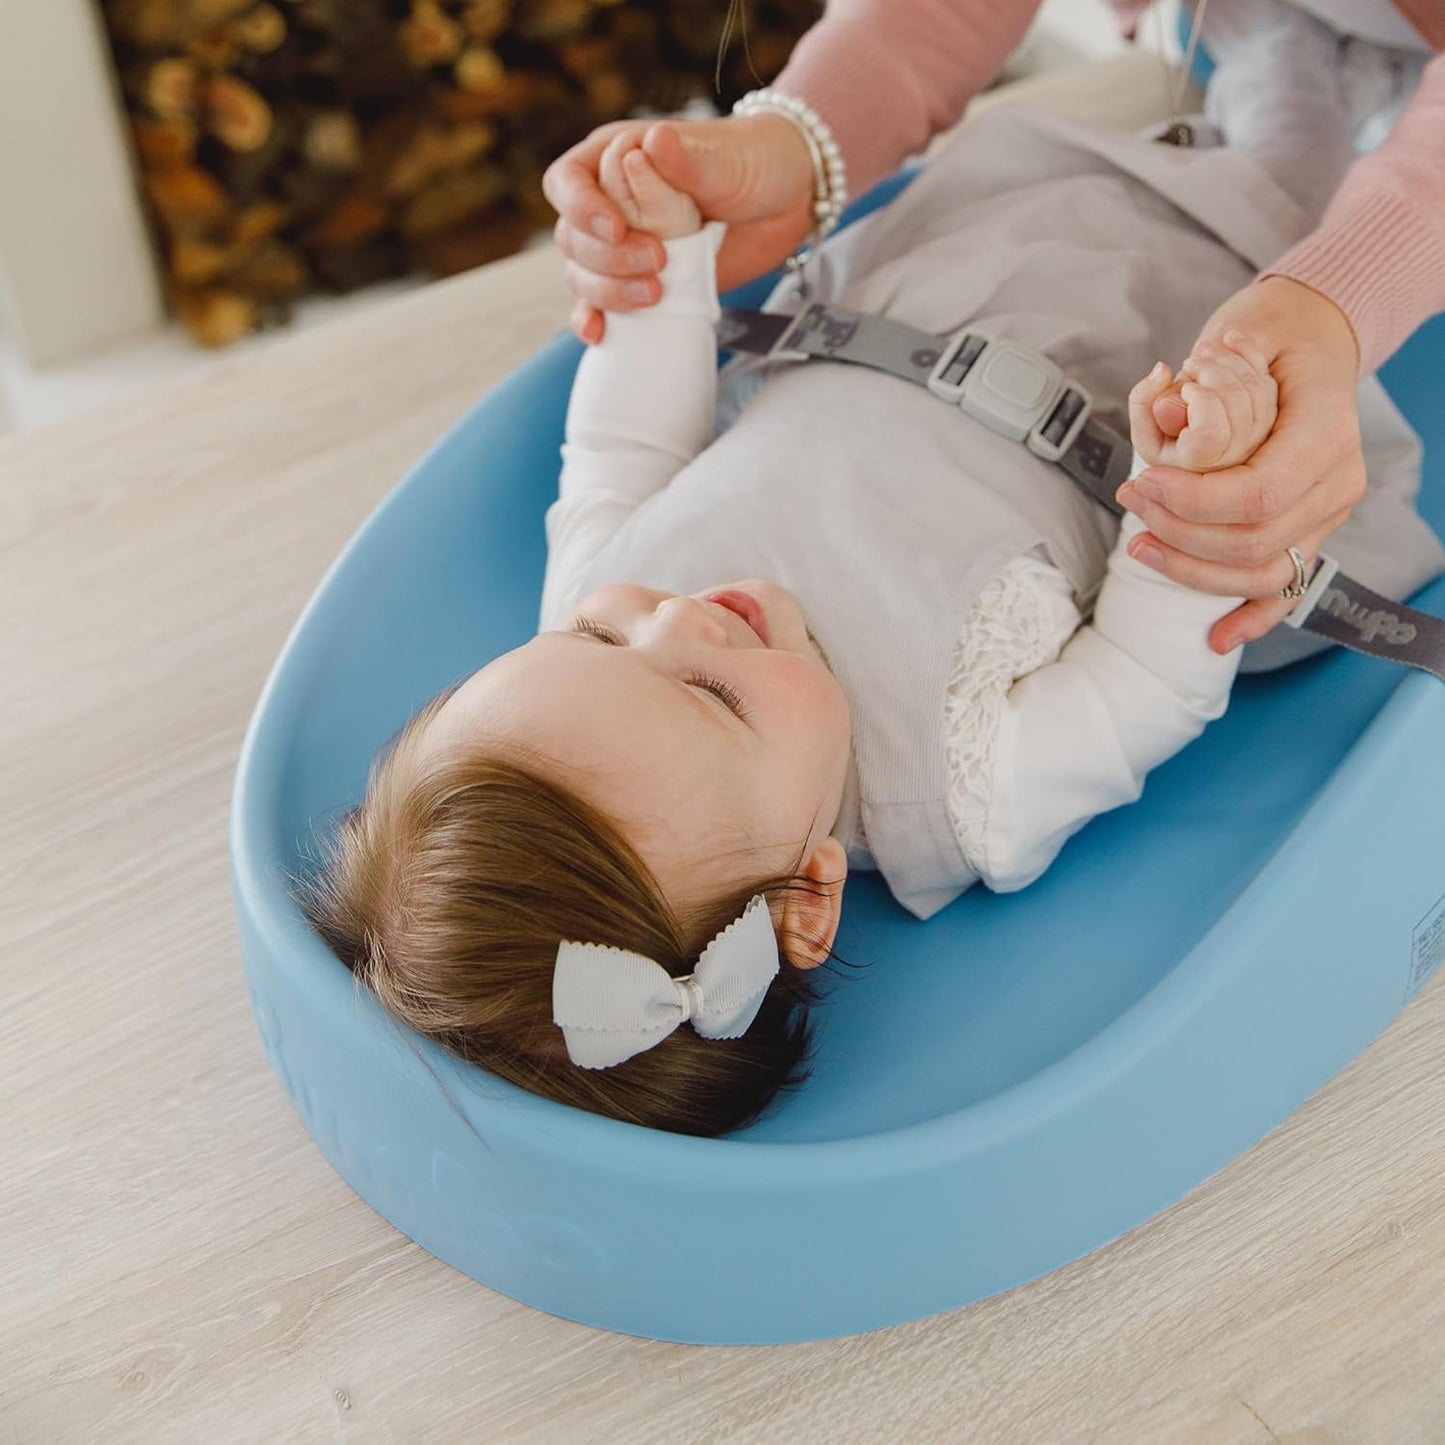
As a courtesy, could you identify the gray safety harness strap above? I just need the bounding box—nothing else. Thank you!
[718,300,1445,682]
[1278,557,1445,682]
[719,302,1135,515]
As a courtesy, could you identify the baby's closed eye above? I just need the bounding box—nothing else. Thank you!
[570,615,750,722]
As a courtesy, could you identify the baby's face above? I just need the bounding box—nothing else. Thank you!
[420,579,853,910]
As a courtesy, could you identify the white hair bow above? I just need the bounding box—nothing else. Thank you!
[553,894,780,1069]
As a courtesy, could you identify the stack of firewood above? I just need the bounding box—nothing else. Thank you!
[102,0,823,345]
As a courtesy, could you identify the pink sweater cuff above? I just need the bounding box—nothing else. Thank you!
[1266,187,1445,373]
[774,0,1042,199]
[1234,49,1445,373]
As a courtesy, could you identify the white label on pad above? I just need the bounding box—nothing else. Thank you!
[1406,892,1445,1003]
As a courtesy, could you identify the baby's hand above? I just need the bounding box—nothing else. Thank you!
[1128,330,1278,471]
[597,125,701,241]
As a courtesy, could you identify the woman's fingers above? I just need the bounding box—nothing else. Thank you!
[560,258,659,315]
[551,214,664,282]
[1123,503,1351,601]
[1208,595,1299,653]
[1117,425,1355,565]
[1128,404,1364,530]
[545,118,665,316]
[1205,508,1351,650]
[542,119,646,242]
[548,112,818,313]
[1121,398,1358,566]
[570,301,605,347]
[1118,449,1353,570]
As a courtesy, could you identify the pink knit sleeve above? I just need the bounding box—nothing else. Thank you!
[772,0,1045,199]
[1264,51,1445,372]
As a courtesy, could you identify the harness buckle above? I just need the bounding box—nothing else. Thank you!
[928,330,1092,456]
[926,330,991,404]
[1027,383,1094,463]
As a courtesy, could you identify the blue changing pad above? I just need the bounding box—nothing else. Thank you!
[232,165,1445,1343]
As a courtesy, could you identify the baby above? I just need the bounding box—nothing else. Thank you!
[301,104,1295,1136]
[301,0,1445,1138]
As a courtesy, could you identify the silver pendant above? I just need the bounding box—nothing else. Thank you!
[1157,119,1196,147]
[784,251,814,301]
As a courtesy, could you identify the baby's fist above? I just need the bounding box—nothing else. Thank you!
[598,126,701,240]
[1128,330,1278,472]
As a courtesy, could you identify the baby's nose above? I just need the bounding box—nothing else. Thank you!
[654,594,729,642]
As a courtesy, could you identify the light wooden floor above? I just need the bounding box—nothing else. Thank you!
[4,56,1444,1445]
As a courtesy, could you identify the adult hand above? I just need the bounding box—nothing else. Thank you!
[1116,276,1366,654]
[543,114,816,345]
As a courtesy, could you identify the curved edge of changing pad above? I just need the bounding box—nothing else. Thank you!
[230,318,1445,1342]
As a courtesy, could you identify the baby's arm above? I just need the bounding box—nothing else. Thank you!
[541,129,723,629]
[970,340,1279,888]
[978,508,1243,890]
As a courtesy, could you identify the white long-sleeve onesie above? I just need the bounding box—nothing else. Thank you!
[541,225,1244,894]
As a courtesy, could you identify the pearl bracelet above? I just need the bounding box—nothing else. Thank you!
[732,87,848,275]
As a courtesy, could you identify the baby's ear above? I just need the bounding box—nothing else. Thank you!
[779,836,848,970]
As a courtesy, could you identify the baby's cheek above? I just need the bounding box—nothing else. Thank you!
[780,659,850,748]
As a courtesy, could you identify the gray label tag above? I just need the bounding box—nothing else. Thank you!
[1406,893,1445,1003]
[1302,573,1445,683]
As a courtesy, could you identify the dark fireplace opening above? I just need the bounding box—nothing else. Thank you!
[100,0,822,344]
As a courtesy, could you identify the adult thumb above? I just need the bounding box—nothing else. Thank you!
[643,120,755,218]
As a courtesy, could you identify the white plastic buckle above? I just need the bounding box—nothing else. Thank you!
[1282,553,1340,628]
[927,330,991,404]
[931,330,1071,444]
[1026,382,1093,463]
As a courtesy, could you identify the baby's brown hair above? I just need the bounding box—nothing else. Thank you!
[297,685,837,1137]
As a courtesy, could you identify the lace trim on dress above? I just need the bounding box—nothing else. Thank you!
[944,552,1081,877]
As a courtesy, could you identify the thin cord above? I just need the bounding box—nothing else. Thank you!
[1172,0,1211,121]
[715,0,761,95]
[1152,1,1176,122]
[1149,0,1211,142]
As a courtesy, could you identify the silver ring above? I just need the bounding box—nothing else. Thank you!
[1280,545,1309,600]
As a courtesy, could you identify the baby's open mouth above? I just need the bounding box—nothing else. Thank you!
[702,588,771,646]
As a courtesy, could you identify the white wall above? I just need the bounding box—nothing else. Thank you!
[0,0,164,366]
